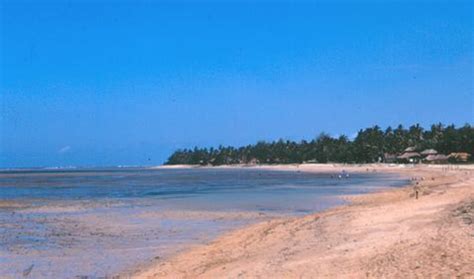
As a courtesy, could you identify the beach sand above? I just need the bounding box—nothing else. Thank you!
[134,164,474,278]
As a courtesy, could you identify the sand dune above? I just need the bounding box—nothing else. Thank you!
[134,164,474,278]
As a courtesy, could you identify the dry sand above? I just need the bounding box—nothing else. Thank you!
[135,164,474,278]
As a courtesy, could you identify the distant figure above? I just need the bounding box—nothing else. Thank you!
[414,182,419,199]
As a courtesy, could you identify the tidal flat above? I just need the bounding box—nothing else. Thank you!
[0,167,406,278]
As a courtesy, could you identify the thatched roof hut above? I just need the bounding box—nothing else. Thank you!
[248,158,260,165]
[448,152,471,162]
[397,152,421,163]
[425,154,449,163]
[398,152,421,159]
[383,153,398,163]
[421,149,438,156]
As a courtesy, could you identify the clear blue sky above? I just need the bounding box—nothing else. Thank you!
[1,1,473,168]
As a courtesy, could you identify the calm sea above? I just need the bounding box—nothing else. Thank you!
[0,167,406,213]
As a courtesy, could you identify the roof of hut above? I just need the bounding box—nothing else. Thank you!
[398,152,421,159]
[404,146,417,152]
[425,154,449,161]
[421,149,438,155]
[448,152,471,161]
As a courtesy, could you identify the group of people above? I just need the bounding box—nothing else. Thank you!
[331,170,350,179]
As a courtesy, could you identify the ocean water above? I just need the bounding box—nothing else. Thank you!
[0,167,407,278]
[0,167,406,212]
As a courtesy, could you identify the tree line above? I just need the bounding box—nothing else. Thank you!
[165,123,474,165]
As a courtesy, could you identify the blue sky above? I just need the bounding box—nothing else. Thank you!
[1,1,473,168]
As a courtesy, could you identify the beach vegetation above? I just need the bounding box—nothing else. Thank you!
[165,123,474,165]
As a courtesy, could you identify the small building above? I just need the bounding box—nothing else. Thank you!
[248,158,260,165]
[425,154,449,164]
[448,152,471,163]
[383,153,398,163]
[420,149,438,156]
[397,152,421,163]
[404,146,417,153]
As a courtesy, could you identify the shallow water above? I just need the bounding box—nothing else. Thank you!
[0,167,407,278]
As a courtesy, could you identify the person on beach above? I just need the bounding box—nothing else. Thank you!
[414,182,419,199]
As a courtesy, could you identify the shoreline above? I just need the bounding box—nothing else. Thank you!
[134,164,474,278]
[3,164,398,278]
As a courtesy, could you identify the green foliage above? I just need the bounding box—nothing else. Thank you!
[165,123,474,165]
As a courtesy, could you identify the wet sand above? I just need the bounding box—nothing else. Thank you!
[0,199,274,278]
[135,164,474,278]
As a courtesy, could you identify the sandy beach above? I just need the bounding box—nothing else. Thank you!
[135,164,474,278]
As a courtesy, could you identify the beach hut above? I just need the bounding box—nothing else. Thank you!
[248,158,260,165]
[420,149,438,156]
[397,152,421,163]
[448,152,471,163]
[425,154,449,164]
[383,153,398,163]
[404,146,417,153]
